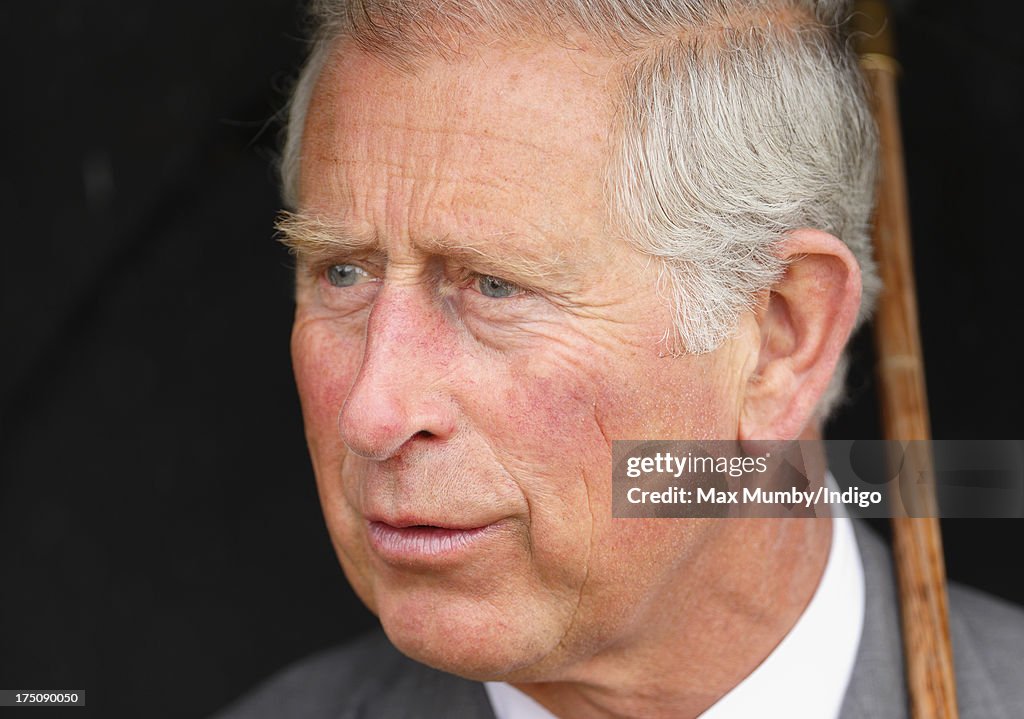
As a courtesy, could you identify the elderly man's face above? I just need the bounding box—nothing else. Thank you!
[291,41,754,680]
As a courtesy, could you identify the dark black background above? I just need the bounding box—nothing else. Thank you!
[1,1,1021,717]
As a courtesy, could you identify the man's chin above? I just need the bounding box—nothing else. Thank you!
[375,596,563,682]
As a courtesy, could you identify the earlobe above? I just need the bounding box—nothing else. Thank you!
[739,229,863,441]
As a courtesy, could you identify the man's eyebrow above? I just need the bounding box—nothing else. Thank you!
[276,211,378,263]
[276,211,578,287]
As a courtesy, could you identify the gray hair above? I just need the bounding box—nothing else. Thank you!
[281,0,880,421]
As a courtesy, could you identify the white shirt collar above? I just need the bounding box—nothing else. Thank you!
[485,512,865,719]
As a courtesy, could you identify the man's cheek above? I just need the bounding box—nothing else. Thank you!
[291,320,363,439]
[492,367,601,439]
[294,326,375,607]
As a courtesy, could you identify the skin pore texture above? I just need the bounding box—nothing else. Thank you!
[286,36,861,719]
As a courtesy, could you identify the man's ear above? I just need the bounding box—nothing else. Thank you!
[739,229,862,441]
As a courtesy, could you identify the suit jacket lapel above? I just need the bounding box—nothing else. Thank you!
[839,522,910,719]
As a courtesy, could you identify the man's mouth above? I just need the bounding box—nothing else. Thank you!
[366,520,499,563]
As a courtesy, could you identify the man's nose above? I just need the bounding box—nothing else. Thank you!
[338,286,458,460]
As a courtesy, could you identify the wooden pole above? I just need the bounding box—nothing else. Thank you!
[854,2,959,717]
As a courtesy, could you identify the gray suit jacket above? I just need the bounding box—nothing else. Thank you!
[214,524,1024,718]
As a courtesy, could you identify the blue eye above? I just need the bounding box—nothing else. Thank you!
[326,264,369,288]
[477,275,521,298]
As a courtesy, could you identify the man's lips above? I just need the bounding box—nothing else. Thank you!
[366,519,503,563]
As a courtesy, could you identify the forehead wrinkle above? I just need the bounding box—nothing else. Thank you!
[315,154,561,228]
[315,100,590,190]
[337,117,572,164]
[314,156,556,212]
[308,135,586,249]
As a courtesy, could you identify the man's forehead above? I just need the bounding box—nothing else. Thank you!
[295,39,624,274]
[301,38,619,172]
